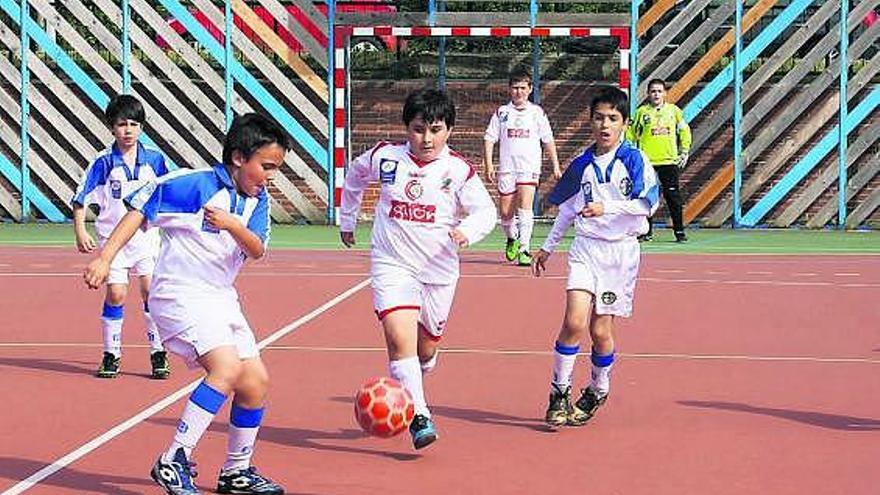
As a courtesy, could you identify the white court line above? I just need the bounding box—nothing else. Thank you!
[1,278,370,495]
[264,345,880,365]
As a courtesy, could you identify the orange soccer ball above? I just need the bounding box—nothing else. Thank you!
[354,377,415,437]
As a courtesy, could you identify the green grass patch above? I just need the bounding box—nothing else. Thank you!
[1,223,877,255]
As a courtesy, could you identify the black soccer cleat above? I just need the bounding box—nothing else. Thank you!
[568,387,607,426]
[96,352,121,378]
[545,384,573,428]
[216,466,284,494]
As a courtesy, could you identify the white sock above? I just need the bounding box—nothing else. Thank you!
[501,217,518,240]
[589,350,615,396]
[101,303,124,357]
[222,404,264,473]
[517,208,534,253]
[551,341,579,393]
[143,301,163,353]
[389,356,429,417]
[165,381,227,461]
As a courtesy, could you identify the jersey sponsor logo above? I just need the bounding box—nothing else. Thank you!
[110,179,122,199]
[379,159,398,184]
[389,200,436,223]
[650,126,671,136]
[506,128,531,139]
[404,179,424,200]
[601,291,617,305]
[619,177,633,196]
[581,181,593,203]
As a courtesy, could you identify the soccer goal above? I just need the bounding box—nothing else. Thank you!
[330,25,631,224]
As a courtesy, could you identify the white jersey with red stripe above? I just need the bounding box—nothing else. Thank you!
[340,142,497,284]
[484,101,554,174]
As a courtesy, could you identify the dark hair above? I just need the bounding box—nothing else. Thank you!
[647,78,667,90]
[222,113,292,166]
[508,67,532,86]
[402,88,456,127]
[104,94,145,127]
[590,87,630,121]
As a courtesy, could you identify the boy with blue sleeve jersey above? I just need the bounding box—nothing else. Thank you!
[83,113,289,495]
[532,87,659,428]
[71,94,171,379]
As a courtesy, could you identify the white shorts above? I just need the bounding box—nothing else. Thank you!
[108,253,155,285]
[496,170,540,196]
[148,294,258,369]
[566,236,641,317]
[372,267,457,341]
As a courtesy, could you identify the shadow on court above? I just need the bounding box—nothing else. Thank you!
[0,457,153,495]
[149,418,421,462]
[0,357,95,376]
[679,400,880,431]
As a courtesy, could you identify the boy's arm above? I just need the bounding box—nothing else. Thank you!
[544,139,562,179]
[452,172,497,247]
[540,194,578,254]
[72,204,96,253]
[676,105,692,152]
[537,111,561,179]
[83,210,146,289]
[204,206,266,259]
[483,112,499,177]
[339,146,380,244]
[625,108,641,143]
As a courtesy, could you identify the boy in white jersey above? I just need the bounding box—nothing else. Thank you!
[83,113,289,495]
[484,68,561,266]
[532,87,659,428]
[340,89,497,449]
[71,94,170,379]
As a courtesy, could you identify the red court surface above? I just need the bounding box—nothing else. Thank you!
[1,246,878,494]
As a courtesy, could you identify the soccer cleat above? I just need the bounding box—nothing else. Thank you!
[517,250,532,267]
[409,414,438,450]
[637,233,653,242]
[504,238,520,262]
[150,448,199,495]
[151,351,171,379]
[545,384,573,428]
[568,387,608,426]
[96,352,121,378]
[217,466,284,494]
[674,232,689,243]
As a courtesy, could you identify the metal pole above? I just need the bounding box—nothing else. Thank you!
[438,0,445,88]
[630,0,639,115]
[733,0,743,227]
[224,0,233,129]
[327,0,336,225]
[838,0,848,228]
[122,0,131,93]
[20,0,30,220]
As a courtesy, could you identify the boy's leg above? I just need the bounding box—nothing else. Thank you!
[137,273,170,379]
[546,290,592,426]
[97,283,127,378]
[656,166,686,241]
[568,315,615,426]
[217,356,283,494]
[498,180,519,261]
[515,179,537,266]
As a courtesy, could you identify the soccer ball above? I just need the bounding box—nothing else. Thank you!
[354,377,415,437]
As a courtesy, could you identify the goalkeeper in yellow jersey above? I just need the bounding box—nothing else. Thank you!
[626,78,692,242]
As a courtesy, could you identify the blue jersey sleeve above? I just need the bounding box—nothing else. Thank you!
[620,144,660,208]
[246,190,271,245]
[548,151,590,206]
[125,169,217,222]
[71,157,109,207]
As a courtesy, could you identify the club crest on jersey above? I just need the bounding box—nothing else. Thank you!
[581,181,593,203]
[498,110,508,123]
[201,215,220,234]
[642,114,652,125]
[619,177,633,196]
[404,180,424,200]
[379,159,398,184]
[601,291,617,305]
[110,179,122,199]
[440,176,453,193]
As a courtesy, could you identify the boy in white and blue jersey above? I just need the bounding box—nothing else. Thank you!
[532,87,659,428]
[83,113,289,495]
[71,94,170,379]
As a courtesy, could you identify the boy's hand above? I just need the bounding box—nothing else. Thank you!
[203,206,239,231]
[677,152,689,169]
[485,163,495,180]
[83,257,110,289]
[340,231,356,248]
[449,229,469,248]
[75,230,96,253]
[581,202,605,217]
[532,249,551,277]
[552,165,562,180]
